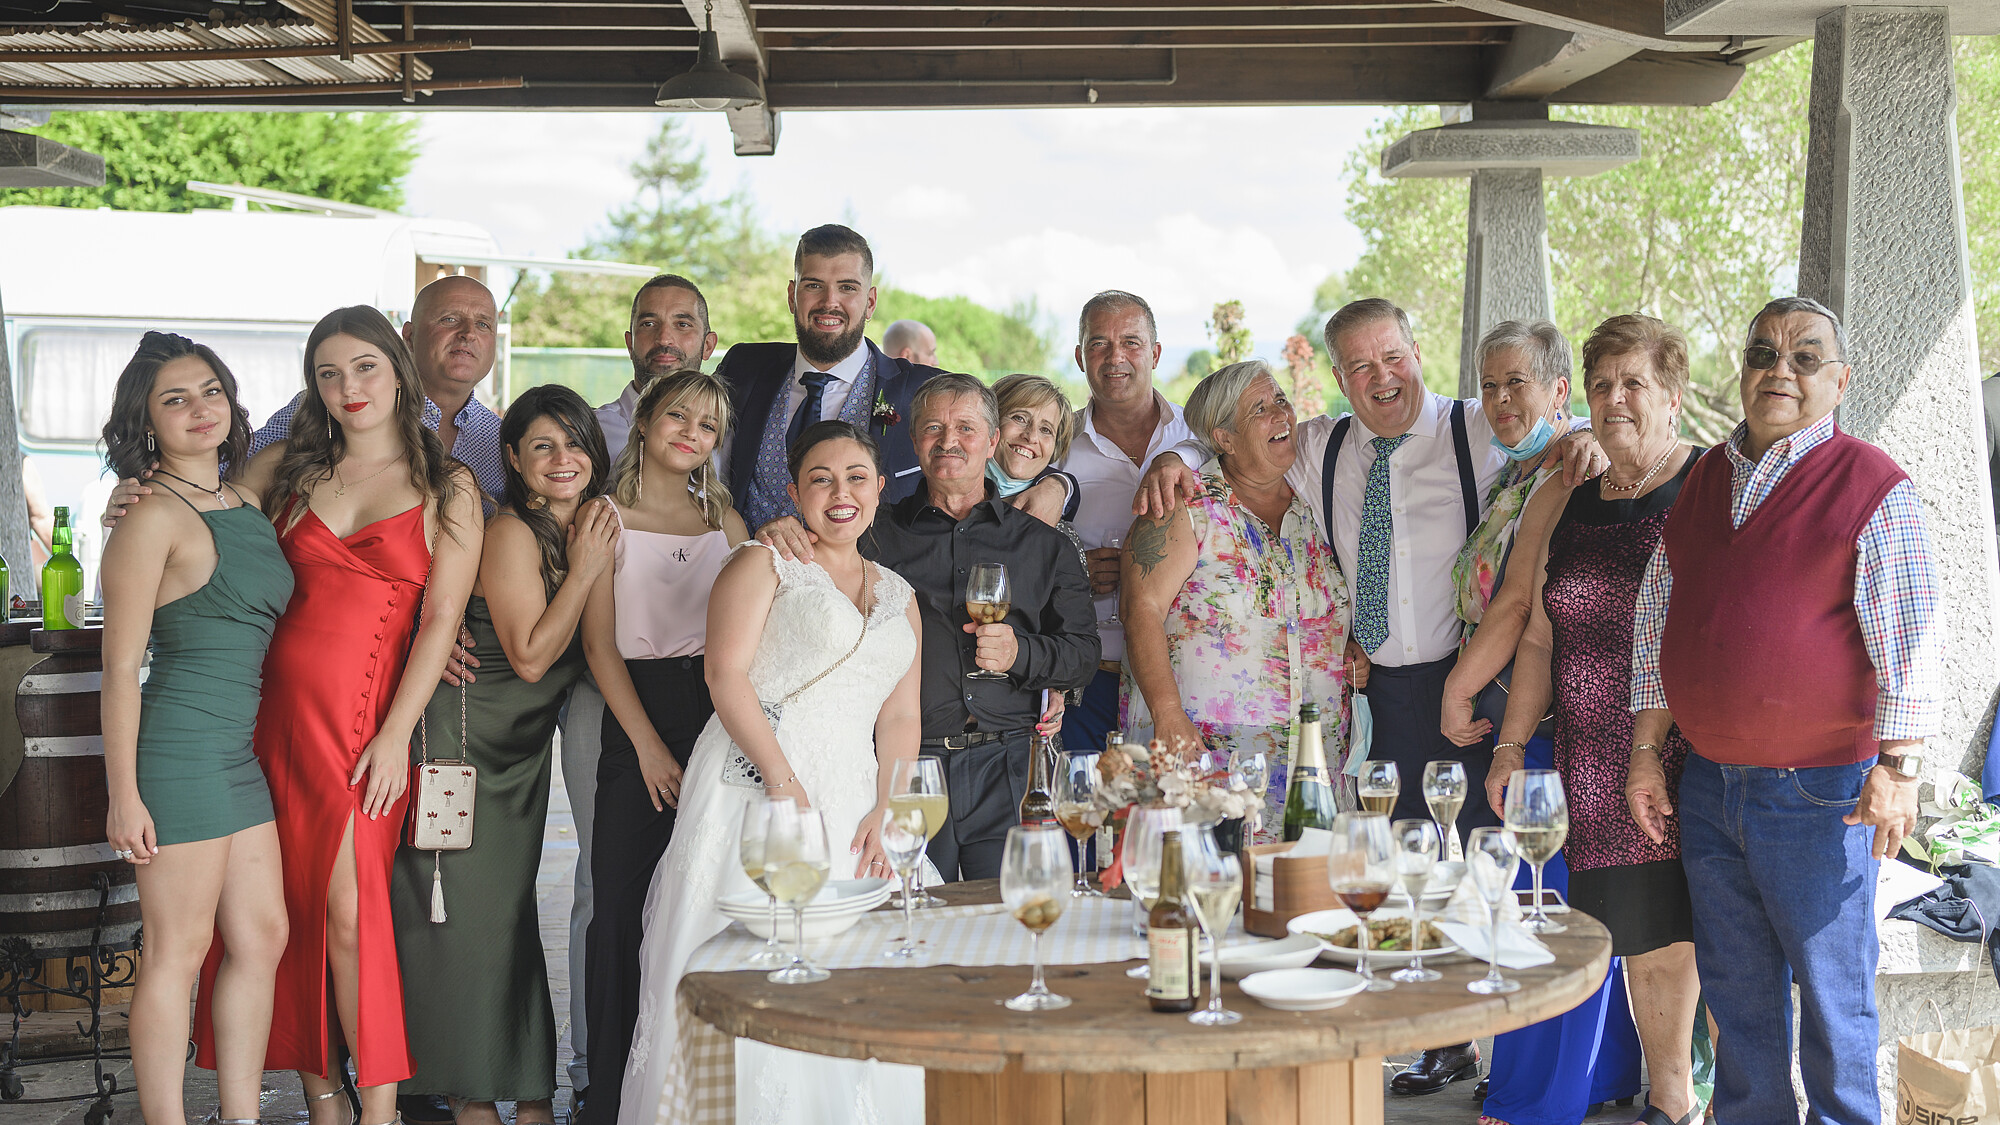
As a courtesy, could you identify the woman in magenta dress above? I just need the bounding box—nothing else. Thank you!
[196,305,483,1125]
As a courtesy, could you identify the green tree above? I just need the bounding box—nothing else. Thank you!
[6,111,416,212]
[869,289,1053,377]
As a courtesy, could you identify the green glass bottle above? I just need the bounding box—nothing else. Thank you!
[41,506,83,630]
[1280,702,1336,842]
[0,547,9,620]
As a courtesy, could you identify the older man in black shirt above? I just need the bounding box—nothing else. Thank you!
[866,372,1099,881]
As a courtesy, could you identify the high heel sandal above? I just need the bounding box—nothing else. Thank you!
[202,1111,260,1125]
[308,1087,357,1125]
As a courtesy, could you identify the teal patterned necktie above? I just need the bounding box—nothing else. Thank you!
[1354,433,1410,654]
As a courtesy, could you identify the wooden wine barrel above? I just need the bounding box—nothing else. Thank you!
[1,625,142,956]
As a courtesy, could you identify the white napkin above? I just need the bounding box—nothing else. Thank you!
[1252,828,1333,912]
[1436,917,1555,969]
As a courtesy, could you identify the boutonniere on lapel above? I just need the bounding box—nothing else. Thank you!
[871,390,901,432]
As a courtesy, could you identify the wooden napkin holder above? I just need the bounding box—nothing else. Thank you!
[1241,841,1342,937]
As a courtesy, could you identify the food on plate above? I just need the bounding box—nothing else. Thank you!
[1311,917,1448,952]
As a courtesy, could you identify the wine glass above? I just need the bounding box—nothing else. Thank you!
[1504,769,1569,935]
[1120,804,1182,977]
[1422,760,1467,862]
[964,563,1012,680]
[1359,759,1400,817]
[1183,824,1243,1027]
[1104,537,1122,624]
[764,805,833,984]
[888,756,948,908]
[1000,824,1073,1011]
[1054,752,1104,897]
[1326,811,1396,992]
[880,803,929,963]
[737,798,792,968]
[1465,826,1523,995]
[1389,818,1442,984]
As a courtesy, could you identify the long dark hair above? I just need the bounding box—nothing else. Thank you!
[501,385,611,599]
[268,305,463,539]
[101,332,252,482]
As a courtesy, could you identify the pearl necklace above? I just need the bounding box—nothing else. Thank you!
[1602,441,1678,495]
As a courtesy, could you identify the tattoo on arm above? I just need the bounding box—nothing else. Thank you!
[1129,514,1171,579]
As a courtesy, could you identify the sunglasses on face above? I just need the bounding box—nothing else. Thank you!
[1743,345,1843,376]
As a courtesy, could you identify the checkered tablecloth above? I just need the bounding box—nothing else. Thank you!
[668,896,1258,1123]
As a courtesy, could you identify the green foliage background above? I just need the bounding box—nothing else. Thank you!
[6,111,417,212]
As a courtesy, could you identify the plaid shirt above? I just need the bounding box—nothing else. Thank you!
[249,390,506,503]
[1630,412,1941,740]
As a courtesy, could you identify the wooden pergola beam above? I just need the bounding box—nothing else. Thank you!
[673,0,769,155]
[354,4,1512,31]
[0,75,520,96]
[438,25,1501,48]
[0,38,472,63]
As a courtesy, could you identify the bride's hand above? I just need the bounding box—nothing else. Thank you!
[851,812,891,882]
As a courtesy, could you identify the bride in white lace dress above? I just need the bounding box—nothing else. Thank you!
[618,423,925,1125]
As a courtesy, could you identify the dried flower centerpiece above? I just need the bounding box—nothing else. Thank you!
[1089,735,1260,888]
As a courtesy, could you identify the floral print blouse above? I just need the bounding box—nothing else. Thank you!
[1453,463,1558,631]
[1121,460,1353,843]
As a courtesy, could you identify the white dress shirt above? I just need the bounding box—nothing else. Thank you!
[1282,391,1508,668]
[597,382,640,462]
[715,344,870,476]
[1058,394,1206,662]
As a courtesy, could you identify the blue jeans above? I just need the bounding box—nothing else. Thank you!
[1678,752,1880,1125]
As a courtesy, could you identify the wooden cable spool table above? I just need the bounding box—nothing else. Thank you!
[680,879,1611,1125]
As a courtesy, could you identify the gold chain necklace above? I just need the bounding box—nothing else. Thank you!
[1602,441,1677,495]
[332,457,398,499]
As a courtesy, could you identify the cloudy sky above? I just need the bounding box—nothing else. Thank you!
[404,105,1384,359]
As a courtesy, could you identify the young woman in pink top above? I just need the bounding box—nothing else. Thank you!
[577,370,747,1125]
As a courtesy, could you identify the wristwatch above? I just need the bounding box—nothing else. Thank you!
[1878,750,1924,779]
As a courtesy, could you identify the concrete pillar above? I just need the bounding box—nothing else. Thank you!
[1797,6,1996,775]
[1382,113,1641,397]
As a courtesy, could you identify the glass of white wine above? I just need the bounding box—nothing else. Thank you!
[737,797,792,968]
[1422,760,1467,862]
[880,803,929,963]
[764,804,833,984]
[1359,759,1400,816]
[1327,811,1396,992]
[1389,818,1442,983]
[1120,804,1182,977]
[1183,824,1244,1027]
[1000,824,1073,1011]
[888,756,949,908]
[1054,752,1104,897]
[964,563,1012,681]
[1504,769,1569,935]
[1465,826,1523,994]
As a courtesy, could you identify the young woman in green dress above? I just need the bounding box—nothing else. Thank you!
[100,333,295,1125]
[390,385,617,1125]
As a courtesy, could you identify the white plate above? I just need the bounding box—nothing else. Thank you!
[1199,934,1324,980]
[716,877,892,919]
[1238,967,1367,1011]
[1285,907,1462,965]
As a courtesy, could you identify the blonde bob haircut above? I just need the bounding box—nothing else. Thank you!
[992,373,1077,464]
[609,369,734,530]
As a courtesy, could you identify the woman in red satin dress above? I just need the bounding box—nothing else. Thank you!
[194,304,483,1125]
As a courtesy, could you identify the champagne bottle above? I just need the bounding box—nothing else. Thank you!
[1146,830,1199,1012]
[0,548,9,620]
[1280,702,1335,842]
[1020,730,1057,826]
[41,507,83,631]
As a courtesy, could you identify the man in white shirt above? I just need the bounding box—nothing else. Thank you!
[595,274,719,457]
[1056,290,1205,754]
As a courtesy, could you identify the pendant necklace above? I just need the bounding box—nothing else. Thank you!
[333,458,397,499]
[154,468,228,507]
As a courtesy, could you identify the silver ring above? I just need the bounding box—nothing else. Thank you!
[113,849,135,860]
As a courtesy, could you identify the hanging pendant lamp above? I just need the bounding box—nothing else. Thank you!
[656,0,766,110]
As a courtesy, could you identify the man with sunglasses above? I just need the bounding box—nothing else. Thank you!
[1628,295,1939,1125]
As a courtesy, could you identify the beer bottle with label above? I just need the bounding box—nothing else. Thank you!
[41,507,83,630]
[1280,702,1335,841]
[1146,829,1199,1012]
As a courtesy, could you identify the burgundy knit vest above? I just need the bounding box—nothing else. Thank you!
[1659,429,1907,768]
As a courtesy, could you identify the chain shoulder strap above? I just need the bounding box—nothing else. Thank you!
[417,497,468,764]
[770,563,876,709]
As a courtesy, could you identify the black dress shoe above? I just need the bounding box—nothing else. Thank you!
[1390,1043,1481,1096]
[1475,1078,1490,1102]
[398,1094,456,1125]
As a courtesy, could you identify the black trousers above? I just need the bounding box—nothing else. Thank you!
[580,656,711,1122]
[1361,652,1501,838]
[925,732,1030,883]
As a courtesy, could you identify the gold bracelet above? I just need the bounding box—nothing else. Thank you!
[762,773,799,791]
[1494,741,1527,755]
[1632,742,1663,756]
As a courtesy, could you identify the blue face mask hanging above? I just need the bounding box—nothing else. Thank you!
[985,460,1034,498]
[1491,415,1556,462]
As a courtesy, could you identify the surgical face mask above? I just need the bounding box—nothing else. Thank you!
[986,459,1033,497]
[1491,414,1556,462]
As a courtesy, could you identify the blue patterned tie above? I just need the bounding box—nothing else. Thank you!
[1354,433,1409,654]
[787,371,834,452]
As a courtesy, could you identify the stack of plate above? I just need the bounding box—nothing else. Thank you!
[1238,968,1367,1011]
[715,877,894,941]
[1198,933,1324,980]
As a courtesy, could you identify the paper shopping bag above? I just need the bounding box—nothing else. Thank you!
[1898,1025,2000,1125]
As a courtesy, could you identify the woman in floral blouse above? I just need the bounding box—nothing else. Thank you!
[1119,360,1365,842]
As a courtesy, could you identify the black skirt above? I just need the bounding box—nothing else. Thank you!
[1568,858,1695,958]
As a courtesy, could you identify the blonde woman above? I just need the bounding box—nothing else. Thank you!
[576,369,747,1125]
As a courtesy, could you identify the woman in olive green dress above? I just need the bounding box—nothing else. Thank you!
[391,385,617,1125]
[100,332,295,1125]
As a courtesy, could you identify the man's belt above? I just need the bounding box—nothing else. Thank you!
[921,729,1026,750]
